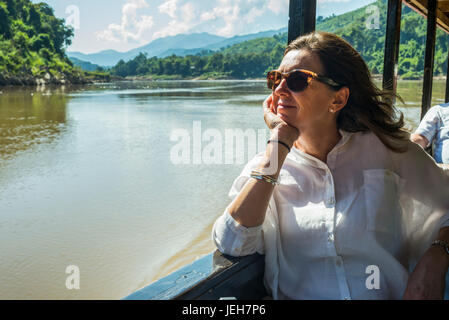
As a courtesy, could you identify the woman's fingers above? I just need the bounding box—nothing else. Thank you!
[262,95,299,146]
[263,95,272,113]
[263,94,277,114]
[263,95,283,130]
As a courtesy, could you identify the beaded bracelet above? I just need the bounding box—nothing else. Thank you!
[250,170,279,186]
[267,139,291,152]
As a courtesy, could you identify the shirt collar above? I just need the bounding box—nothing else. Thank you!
[287,129,354,168]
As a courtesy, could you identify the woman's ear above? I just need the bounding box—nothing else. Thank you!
[331,86,350,113]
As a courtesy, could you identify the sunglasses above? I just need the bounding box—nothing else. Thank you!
[266,69,342,92]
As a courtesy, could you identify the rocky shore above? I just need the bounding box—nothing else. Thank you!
[0,71,111,86]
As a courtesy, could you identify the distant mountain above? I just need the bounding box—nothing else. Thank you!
[205,28,287,50]
[67,28,286,67]
[68,49,129,68]
[70,57,103,72]
[125,32,225,59]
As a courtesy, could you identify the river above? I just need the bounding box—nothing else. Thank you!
[0,80,447,299]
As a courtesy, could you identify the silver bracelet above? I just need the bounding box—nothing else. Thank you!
[431,240,449,255]
[250,170,279,186]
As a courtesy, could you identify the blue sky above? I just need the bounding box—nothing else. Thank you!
[32,0,376,54]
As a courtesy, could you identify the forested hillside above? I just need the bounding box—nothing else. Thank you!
[0,0,90,85]
[2,0,448,83]
[110,0,449,80]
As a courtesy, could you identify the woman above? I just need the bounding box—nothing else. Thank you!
[212,31,449,300]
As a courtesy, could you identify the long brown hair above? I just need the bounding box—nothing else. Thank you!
[285,31,410,152]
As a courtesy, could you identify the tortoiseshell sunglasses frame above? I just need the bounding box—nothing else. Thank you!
[267,69,342,92]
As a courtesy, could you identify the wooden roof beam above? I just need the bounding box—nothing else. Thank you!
[288,0,317,44]
[403,0,449,34]
[437,2,449,13]
[421,0,437,119]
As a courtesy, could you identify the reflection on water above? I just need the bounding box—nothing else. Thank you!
[0,80,447,300]
[0,86,70,161]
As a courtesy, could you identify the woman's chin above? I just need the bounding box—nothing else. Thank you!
[278,112,293,122]
[277,112,297,127]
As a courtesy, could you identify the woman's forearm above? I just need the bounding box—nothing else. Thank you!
[403,226,449,299]
[227,143,289,228]
[430,226,449,270]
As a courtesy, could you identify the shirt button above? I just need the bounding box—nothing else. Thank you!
[328,234,334,243]
[328,197,335,205]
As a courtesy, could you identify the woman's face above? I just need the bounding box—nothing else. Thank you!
[272,49,343,131]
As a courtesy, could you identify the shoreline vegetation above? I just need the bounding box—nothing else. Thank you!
[0,0,111,87]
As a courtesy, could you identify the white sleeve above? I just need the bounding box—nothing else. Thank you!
[212,154,267,257]
[414,106,440,145]
[394,140,449,210]
[391,141,449,262]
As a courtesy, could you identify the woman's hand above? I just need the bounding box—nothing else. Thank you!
[263,95,299,148]
[402,246,449,299]
[263,94,283,130]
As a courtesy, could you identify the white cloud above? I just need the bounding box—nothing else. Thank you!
[95,0,289,50]
[181,2,196,22]
[267,0,289,15]
[153,2,199,38]
[195,0,288,37]
[158,0,178,19]
[96,0,154,43]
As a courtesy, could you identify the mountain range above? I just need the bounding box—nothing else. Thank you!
[67,28,287,67]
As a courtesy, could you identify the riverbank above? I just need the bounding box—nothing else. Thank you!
[122,73,446,82]
[123,73,259,81]
[2,72,446,86]
[0,70,113,87]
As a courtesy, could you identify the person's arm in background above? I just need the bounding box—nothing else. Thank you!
[411,106,439,150]
[410,106,449,170]
[410,134,448,169]
[410,133,429,149]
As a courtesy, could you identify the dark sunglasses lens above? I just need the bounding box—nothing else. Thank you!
[287,71,309,92]
[267,71,281,90]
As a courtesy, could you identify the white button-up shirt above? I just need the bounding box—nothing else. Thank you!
[212,130,449,300]
[414,103,449,163]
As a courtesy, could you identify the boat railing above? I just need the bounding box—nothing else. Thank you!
[123,250,267,300]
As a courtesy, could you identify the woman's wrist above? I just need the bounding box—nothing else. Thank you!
[268,139,291,152]
[257,142,289,178]
[424,245,449,274]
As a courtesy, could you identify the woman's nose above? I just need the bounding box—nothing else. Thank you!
[274,78,290,96]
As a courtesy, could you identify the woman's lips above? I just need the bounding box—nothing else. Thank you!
[277,104,296,110]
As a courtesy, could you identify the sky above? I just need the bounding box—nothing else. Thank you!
[31,0,377,54]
